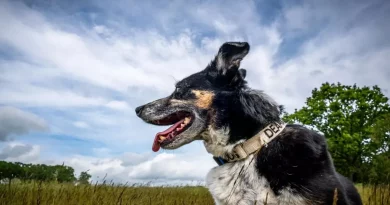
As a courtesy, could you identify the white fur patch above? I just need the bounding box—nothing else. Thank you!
[202,126,244,157]
[216,54,226,73]
[206,155,309,205]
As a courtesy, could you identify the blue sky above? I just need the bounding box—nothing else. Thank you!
[0,0,389,184]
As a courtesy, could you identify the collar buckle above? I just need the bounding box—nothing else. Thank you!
[234,143,248,159]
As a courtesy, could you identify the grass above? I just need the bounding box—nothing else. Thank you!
[356,184,390,205]
[0,181,214,205]
[1,181,389,205]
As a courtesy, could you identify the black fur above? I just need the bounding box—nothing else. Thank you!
[135,42,362,204]
[257,125,362,204]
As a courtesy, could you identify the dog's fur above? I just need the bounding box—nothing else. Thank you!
[135,42,362,205]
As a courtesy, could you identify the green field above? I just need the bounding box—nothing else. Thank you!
[0,182,389,205]
[0,182,214,205]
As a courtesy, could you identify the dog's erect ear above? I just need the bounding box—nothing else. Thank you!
[214,42,250,74]
[206,42,249,87]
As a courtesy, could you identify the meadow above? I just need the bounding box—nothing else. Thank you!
[0,181,214,205]
[1,181,389,205]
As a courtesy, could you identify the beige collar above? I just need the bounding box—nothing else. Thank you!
[221,121,287,162]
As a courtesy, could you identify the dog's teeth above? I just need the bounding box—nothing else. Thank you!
[184,117,191,124]
[160,136,166,141]
[176,128,180,131]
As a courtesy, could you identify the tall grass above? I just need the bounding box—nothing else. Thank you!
[356,184,390,205]
[0,181,214,205]
[1,181,389,205]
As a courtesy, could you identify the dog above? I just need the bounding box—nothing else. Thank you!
[135,42,362,205]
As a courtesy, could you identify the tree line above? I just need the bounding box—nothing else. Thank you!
[283,82,390,184]
[0,161,91,185]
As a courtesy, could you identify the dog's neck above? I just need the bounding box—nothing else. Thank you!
[204,89,283,162]
[203,120,285,162]
[219,90,282,144]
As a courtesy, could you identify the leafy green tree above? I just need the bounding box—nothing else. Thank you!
[0,161,24,187]
[370,113,390,156]
[28,164,55,181]
[365,113,390,184]
[54,165,76,183]
[0,161,79,183]
[284,82,390,182]
[78,171,92,184]
[0,161,11,182]
[20,163,35,181]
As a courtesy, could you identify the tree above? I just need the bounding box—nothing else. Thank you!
[78,171,92,184]
[0,161,81,183]
[0,161,24,188]
[27,164,56,181]
[365,113,390,184]
[54,165,76,183]
[370,113,390,156]
[284,82,390,182]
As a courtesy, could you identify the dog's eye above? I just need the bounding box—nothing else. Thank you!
[172,87,182,98]
[173,87,188,99]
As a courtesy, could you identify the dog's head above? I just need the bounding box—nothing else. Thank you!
[136,42,281,156]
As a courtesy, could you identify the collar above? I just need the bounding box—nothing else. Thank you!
[213,121,287,166]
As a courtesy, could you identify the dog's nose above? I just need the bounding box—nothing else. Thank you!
[135,105,144,116]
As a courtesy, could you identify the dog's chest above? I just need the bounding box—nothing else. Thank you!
[205,156,308,205]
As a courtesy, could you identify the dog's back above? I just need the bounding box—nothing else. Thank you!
[337,173,363,205]
[255,124,362,205]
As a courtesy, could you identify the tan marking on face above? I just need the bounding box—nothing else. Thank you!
[192,90,214,109]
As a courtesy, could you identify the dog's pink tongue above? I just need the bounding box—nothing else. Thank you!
[152,119,185,152]
[152,140,161,152]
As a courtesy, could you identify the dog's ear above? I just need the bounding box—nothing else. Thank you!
[213,42,250,74]
[207,42,250,86]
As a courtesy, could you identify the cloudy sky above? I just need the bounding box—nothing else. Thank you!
[0,0,389,184]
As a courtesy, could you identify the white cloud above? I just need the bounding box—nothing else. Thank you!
[1,141,213,184]
[127,152,214,181]
[0,106,48,141]
[73,121,89,129]
[283,6,307,30]
[105,101,131,110]
[120,152,153,166]
[240,1,390,112]
[0,143,40,162]
[52,150,214,184]
[0,2,212,109]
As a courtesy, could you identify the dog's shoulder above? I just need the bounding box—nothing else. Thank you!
[256,123,330,184]
[255,124,362,204]
[258,124,328,163]
[280,124,326,144]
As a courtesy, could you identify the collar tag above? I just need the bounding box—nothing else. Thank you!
[217,121,286,164]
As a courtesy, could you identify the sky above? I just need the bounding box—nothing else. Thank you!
[0,0,389,185]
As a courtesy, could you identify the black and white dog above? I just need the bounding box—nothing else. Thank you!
[135,42,362,205]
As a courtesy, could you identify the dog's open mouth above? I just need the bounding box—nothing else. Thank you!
[151,111,193,152]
